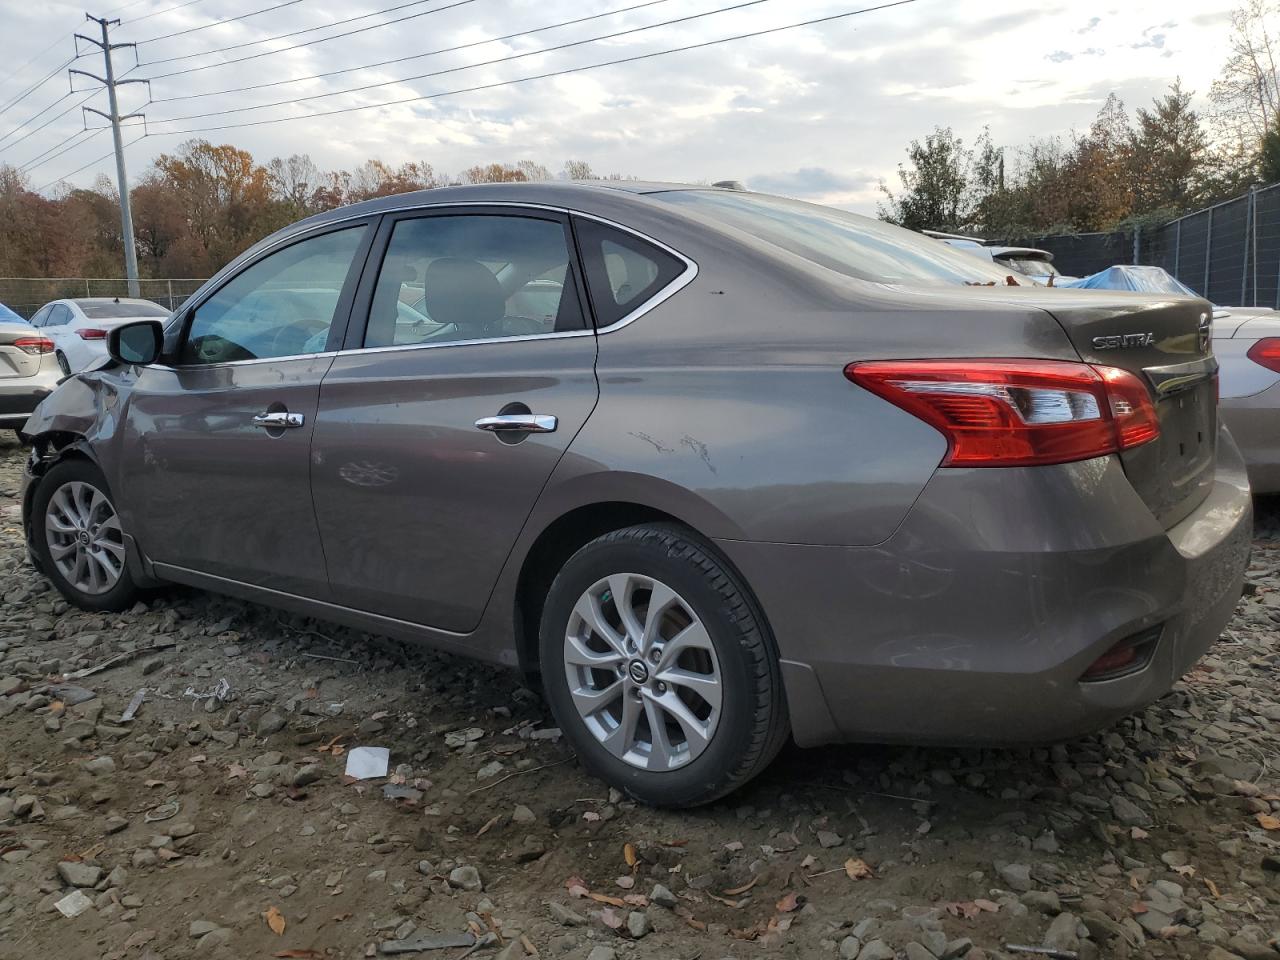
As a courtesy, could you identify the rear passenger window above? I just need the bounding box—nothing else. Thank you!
[574,218,686,328]
[362,214,586,348]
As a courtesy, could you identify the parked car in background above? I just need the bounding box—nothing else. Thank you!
[20,182,1251,805]
[1048,265,1280,495]
[28,298,171,375]
[0,320,60,440]
[924,231,1069,284]
[0,303,28,325]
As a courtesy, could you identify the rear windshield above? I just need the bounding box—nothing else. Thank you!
[652,190,1017,286]
[77,301,170,319]
[998,256,1060,277]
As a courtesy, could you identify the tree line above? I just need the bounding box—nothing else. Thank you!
[0,153,616,280]
[879,1,1280,239]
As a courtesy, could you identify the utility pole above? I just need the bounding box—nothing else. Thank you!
[72,15,147,298]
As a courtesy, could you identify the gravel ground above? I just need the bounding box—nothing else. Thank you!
[1,430,1279,960]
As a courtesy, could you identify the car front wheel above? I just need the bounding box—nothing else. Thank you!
[539,524,788,807]
[31,459,139,611]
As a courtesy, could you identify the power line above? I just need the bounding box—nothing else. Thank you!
[0,33,76,91]
[149,0,921,135]
[153,0,674,102]
[20,127,105,173]
[36,133,145,193]
[0,91,75,147]
[126,0,215,26]
[0,57,78,118]
[151,0,778,123]
[140,0,479,72]
[134,0,311,44]
[0,90,102,155]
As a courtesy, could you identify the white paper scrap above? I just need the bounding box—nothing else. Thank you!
[344,746,390,780]
[55,890,94,918]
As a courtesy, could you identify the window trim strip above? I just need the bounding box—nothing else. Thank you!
[153,201,697,368]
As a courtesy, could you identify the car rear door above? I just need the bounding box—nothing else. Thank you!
[311,206,599,633]
[117,221,376,598]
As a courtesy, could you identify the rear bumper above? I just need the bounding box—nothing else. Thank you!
[0,362,61,428]
[1220,382,1280,494]
[717,426,1253,747]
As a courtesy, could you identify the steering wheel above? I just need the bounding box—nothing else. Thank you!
[267,319,329,356]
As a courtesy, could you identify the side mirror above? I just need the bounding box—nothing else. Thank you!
[107,320,164,366]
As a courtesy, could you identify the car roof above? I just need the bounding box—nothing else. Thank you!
[293,180,710,230]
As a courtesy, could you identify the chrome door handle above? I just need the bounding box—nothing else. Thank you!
[252,411,305,429]
[474,414,557,434]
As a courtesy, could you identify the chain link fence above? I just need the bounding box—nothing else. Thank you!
[1020,183,1280,308]
[0,278,208,319]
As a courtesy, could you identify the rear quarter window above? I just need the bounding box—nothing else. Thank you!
[574,218,687,328]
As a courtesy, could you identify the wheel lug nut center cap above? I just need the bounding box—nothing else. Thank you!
[77,531,91,546]
[627,660,650,684]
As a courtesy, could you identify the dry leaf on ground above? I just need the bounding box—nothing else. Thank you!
[775,892,804,913]
[844,858,874,880]
[264,906,286,936]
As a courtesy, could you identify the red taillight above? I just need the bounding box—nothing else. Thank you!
[13,336,55,355]
[76,328,108,340]
[1247,337,1280,373]
[844,359,1161,467]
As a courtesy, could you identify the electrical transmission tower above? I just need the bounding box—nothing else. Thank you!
[72,15,148,298]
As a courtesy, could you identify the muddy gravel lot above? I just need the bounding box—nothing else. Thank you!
[2,432,1280,960]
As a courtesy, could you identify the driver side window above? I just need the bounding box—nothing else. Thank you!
[179,226,366,365]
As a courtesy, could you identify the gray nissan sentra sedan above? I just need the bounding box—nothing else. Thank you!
[20,182,1252,806]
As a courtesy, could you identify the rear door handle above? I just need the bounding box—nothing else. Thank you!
[474,414,557,434]
[252,411,305,429]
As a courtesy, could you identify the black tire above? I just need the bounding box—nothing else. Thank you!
[30,459,139,612]
[56,352,71,376]
[539,524,788,807]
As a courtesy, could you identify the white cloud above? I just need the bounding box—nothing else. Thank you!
[0,0,1241,211]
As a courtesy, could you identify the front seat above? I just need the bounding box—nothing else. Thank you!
[421,258,506,339]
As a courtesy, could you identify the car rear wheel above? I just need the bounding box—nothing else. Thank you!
[31,459,139,611]
[55,352,71,376]
[539,524,788,807]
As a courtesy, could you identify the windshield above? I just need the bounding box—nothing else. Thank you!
[652,190,1017,286]
[77,301,170,319]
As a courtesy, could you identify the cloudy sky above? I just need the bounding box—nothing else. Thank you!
[0,0,1242,211]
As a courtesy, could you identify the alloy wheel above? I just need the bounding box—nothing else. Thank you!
[44,480,125,596]
[563,572,722,771]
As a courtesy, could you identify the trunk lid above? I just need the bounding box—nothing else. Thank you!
[0,322,42,379]
[1034,290,1217,529]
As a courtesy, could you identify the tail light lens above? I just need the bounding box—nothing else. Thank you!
[1247,337,1280,373]
[76,328,108,340]
[13,337,55,355]
[845,359,1160,467]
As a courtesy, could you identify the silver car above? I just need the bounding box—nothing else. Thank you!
[20,183,1252,806]
[0,321,62,440]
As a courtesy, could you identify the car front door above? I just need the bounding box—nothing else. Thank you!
[311,208,599,632]
[118,221,375,597]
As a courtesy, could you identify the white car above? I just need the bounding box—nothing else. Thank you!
[28,298,172,374]
[924,231,1070,284]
